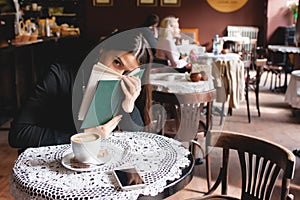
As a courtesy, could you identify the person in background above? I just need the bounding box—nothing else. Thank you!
[221,40,236,54]
[8,30,153,153]
[139,13,160,56]
[155,16,191,71]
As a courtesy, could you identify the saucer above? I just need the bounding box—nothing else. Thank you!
[61,148,112,172]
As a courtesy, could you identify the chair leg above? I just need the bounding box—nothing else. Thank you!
[278,72,282,87]
[255,86,261,117]
[246,99,251,123]
[206,147,211,191]
[227,107,232,116]
[245,87,251,123]
[275,72,278,89]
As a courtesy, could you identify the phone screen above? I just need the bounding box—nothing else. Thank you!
[113,167,145,189]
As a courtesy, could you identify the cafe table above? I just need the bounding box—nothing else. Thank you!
[149,71,214,94]
[285,69,300,109]
[149,69,216,139]
[10,131,194,200]
[268,45,300,92]
[191,53,244,124]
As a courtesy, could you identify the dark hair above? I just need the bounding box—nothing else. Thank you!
[99,29,153,65]
[143,13,160,27]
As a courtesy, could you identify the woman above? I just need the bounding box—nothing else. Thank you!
[155,16,190,70]
[9,29,153,151]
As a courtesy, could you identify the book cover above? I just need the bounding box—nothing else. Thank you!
[79,63,144,129]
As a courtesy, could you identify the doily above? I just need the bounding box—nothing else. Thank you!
[10,132,191,200]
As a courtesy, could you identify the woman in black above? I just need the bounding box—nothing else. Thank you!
[9,29,153,151]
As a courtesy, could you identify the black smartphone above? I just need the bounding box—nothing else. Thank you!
[112,167,146,190]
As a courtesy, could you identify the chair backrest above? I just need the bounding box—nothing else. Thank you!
[152,89,216,142]
[227,26,259,40]
[206,130,296,200]
[226,26,259,62]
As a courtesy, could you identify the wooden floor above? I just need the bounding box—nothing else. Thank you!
[1,72,300,200]
[0,126,17,200]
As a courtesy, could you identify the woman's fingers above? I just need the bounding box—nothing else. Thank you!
[121,76,141,95]
[84,115,122,139]
[120,76,141,113]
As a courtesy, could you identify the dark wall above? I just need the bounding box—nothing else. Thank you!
[84,0,266,50]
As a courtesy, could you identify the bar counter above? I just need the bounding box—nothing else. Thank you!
[0,35,88,118]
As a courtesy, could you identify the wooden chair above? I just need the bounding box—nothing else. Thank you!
[244,57,266,123]
[152,89,216,167]
[193,130,296,200]
[261,49,285,91]
[152,89,216,141]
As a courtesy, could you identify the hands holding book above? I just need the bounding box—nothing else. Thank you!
[83,74,142,138]
[120,75,142,113]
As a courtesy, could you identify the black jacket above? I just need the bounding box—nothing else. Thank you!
[9,63,144,150]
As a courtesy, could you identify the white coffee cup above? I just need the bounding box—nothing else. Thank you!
[71,132,102,164]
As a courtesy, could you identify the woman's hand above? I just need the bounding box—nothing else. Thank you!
[84,115,122,138]
[120,75,141,113]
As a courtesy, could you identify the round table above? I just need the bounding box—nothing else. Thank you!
[150,72,214,93]
[268,45,300,92]
[10,131,194,200]
[285,70,300,109]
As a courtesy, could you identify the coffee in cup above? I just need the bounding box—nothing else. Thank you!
[71,132,101,164]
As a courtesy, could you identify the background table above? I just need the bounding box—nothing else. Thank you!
[268,45,300,92]
[194,53,244,122]
[150,70,216,142]
[285,70,300,109]
[150,72,214,94]
[10,131,194,200]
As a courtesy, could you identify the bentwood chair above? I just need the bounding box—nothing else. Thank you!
[152,89,216,165]
[244,57,266,123]
[258,47,285,92]
[191,130,296,200]
[152,89,216,140]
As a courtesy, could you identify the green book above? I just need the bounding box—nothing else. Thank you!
[79,63,144,129]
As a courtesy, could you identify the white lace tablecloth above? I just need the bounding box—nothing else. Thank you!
[150,72,214,93]
[285,70,300,109]
[268,45,300,54]
[196,52,241,61]
[10,131,191,200]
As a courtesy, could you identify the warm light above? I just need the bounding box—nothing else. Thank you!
[207,0,248,13]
